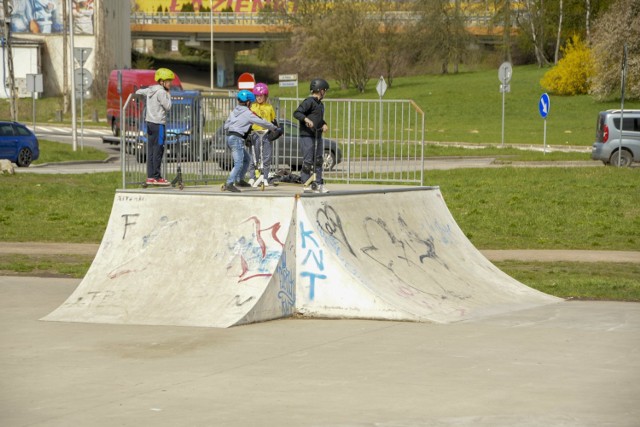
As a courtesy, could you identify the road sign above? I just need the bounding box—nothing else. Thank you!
[237,72,255,90]
[74,68,93,95]
[539,93,550,118]
[376,76,387,98]
[279,74,298,82]
[498,62,512,84]
[73,47,93,67]
[279,81,297,88]
[26,74,43,93]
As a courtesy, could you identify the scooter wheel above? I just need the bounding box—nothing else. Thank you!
[220,184,225,191]
[178,183,184,190]
[142,183,148,188]
[310,182,318,191]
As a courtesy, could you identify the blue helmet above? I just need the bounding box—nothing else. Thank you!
[237,90,256,103]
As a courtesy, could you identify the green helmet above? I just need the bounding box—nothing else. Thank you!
[155,68,175,82]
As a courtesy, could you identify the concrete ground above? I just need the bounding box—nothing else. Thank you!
[1,275,639,427]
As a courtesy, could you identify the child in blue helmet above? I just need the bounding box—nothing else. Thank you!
[223,89,279,193]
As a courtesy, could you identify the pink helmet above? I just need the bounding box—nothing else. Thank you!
[252,83,269,96]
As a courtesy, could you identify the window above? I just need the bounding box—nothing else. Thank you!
[14,125,32,136]
[0,124,14,137]
[613,117,640,132]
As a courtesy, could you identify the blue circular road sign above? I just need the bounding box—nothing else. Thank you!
[538,93,550,118]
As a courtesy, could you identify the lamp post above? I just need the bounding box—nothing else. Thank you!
[69,0,77,151]
[210,0,214,90]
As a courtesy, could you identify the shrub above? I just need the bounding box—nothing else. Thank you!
[540,36,594,96]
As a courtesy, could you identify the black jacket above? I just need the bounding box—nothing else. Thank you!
[293,96,326,138]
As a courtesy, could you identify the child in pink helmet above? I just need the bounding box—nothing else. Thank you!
[249,83,279,186]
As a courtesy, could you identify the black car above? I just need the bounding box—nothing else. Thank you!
[209,119,342,171]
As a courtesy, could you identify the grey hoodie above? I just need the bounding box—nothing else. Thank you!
[136,84,172,125]
[224,105,276,137]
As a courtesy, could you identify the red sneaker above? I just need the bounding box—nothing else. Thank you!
[145,178,157,185]
[155,178,171,186]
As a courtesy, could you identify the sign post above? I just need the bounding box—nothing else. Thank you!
[617,43,628,166]
[26,74,43,133]
[538,93,550,154]
[498,62,512,147]
[376,76,388,149]
[73,47,93,150]
[279,74,298,99]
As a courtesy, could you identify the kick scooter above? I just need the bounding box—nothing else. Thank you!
[251,130,270,191]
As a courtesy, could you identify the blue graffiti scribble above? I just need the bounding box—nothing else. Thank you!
[276,250,295,315]
[299,221,326,300]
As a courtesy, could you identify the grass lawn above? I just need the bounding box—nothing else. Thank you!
[1,167,639,301]
[33,139,111,165]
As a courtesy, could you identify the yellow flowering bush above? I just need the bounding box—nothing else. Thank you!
[541,36,595,96]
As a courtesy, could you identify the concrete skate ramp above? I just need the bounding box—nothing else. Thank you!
[44,186,560,328]
[295,187,560,323]
[43,190,297,328]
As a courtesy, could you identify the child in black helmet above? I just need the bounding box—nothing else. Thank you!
[293,78,330,193]
[135,67,175,186]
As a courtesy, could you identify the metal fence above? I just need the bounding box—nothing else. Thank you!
[120,94,425,189]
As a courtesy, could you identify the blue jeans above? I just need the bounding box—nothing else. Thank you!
[226,134,250,184]
[146,122,165,179]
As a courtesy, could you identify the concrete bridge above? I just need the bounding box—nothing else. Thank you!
[131,12,506,87]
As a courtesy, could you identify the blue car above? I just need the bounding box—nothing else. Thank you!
[0,121,40,167]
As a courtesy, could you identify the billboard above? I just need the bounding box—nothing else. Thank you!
[133,0,295,13]
[3,0,94,35]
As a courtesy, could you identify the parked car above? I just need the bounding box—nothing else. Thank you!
[133,90,202,163]
[106,69,184,137]
[0,121,40,167]
[210,119,343,171]
[591,109,640,167]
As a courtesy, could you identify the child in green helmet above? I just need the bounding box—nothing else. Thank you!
[135,68,175,186]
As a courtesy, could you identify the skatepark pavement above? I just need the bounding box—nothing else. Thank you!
[1,275,639,426]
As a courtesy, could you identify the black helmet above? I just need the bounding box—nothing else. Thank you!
[310,78,330,92]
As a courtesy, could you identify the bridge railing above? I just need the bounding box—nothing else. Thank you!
[130,11,501,28]
[121,94,425,189]
[131,12,276,26]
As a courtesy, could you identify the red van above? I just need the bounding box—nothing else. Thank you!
[106,69,183,136]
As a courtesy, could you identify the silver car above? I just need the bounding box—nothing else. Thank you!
[591,109,640,167]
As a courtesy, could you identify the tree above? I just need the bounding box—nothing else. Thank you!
[589,0,640,100]
[275,0,380,92]
[492,0,515,63]
[554,0,564,64]
[518,0,551,67]
[372,0,408,88]
[541,35,594,95]
[411,0,471,74]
